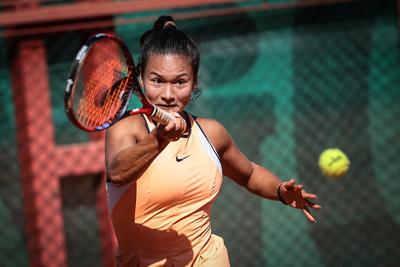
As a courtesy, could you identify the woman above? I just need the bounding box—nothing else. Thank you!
[105,15,320,267]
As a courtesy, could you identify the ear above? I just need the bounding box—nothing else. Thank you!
[138,74,144,89]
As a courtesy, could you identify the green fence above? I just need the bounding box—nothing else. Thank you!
[0,0,399,266]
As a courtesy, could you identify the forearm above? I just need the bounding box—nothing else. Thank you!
[245,163,282,201]
[108,128,168,186]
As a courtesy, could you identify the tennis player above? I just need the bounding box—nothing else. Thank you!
[105,15,321,267]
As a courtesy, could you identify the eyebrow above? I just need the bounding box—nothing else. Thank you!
[148,72,190,79]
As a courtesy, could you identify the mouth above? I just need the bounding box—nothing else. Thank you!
[156,104,178,110]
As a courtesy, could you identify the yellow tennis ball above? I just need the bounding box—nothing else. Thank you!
[319,148,350,179]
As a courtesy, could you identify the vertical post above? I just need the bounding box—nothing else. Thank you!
[8,0,118,265]
[11,39,68,267]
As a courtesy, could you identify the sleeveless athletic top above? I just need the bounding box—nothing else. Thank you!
[106,113,223,266]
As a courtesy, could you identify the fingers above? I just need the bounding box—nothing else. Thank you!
[281,179,321,223]
[302,191,318,200]
[156,113,187,142]
[294,184,303,192]
[302,191,321,209]
[282,180,304,194]
[302,192,321,223]
[176,113,187,132]
[303,207,317,223]
[300,189,321,210]
[305,199,321,210]
[282,179,296,191]
[164,113,186,132]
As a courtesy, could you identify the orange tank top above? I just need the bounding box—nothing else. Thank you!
[107,114,223,266]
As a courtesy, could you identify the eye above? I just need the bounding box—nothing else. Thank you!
[151,78,163,84]
[176,79,187,86]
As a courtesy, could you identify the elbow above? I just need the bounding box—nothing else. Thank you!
[244,163,257,187]
[107,165,132,187]
[107,171,126,187]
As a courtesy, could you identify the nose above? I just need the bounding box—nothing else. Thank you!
[161,83,175,104]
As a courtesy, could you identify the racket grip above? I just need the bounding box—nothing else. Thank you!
[151,105,175,125]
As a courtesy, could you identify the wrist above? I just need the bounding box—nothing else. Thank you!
[151,127,169,147]
[277,183,288,205]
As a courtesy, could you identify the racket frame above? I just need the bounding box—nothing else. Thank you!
[64,33,172,132]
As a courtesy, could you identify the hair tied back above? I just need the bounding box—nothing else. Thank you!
[153,15,176,30]
[163,21,176,29]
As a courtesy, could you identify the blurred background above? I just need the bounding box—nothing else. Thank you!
[0,0,399,266]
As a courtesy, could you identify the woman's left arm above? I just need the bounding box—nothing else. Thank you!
[242,164,321,223]
[197,118,321,222]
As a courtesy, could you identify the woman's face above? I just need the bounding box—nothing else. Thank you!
[141,53,196,114]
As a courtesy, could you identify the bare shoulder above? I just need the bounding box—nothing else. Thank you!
[105,114,150,169]
[195,117,231,154]
[106,114,149,147]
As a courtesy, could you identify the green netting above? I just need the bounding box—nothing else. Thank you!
[60,174,103,267]
[0,0,399,266]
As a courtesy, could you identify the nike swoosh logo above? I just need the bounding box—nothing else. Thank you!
[176,155,191,162]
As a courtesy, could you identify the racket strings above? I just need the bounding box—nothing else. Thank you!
[98,66,132,124]
[81,69,104,127]
[77,67,97,125]
[74,40,131,129]
[78,65,106,127]
[100,76,125,123]
[76,51,102,125]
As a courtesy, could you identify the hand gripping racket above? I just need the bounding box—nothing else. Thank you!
[64,33,175,132]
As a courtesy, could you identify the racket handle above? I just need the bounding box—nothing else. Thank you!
[150,105,176,125]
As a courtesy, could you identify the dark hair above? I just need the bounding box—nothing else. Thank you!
[138,15,200,85]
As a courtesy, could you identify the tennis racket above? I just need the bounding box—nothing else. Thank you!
[64,33,175,132]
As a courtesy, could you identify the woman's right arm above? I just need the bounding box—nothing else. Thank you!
[105,115,167,186]
[105,114,186,186]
